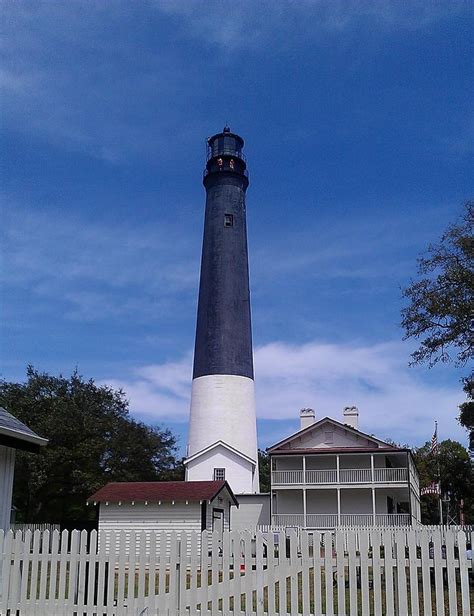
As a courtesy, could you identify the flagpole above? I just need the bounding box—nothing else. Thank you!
[435,421,443,525]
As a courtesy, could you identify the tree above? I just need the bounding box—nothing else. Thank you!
[459,376,474,454]
[0,366,183,524]
[401,201,473,367]
[258,449,271,493]
[401,201,474,442]
[413,439,474,524]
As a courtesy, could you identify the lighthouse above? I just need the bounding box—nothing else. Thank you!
[184,127,259,494]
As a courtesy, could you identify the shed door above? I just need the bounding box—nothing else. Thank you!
[212,508,224,535]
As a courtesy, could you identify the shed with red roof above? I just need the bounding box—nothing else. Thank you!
[87,480,238,541]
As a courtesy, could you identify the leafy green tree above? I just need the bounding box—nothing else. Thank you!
[401,201,474,446]
[0,366,183,524]
[459,377,474,453]
[258,449,271,493]
[413,439,473,524]
[401,201,473,367]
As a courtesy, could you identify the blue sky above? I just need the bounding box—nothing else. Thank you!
[1,1,473,456]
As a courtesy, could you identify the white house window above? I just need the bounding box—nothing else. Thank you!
[224,214,234,227]
[213,468,225,481]
[324,431,334,444]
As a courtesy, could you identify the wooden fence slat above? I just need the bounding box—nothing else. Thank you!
[277,530,287,616]
[265,531,276,616]
[75,529,89,612]
[456,530,471,616]
[56,529,69,615]
[255,531,265,616]
[0,530,10,614]
[136,531,147,614]
[29,529,41,611]
[323,531,334,616]
[383,529,396,616]
[300,530,311,616]
[407,529,420,616]
[335,530,346,616]
[146,529,158,614]
[118,530,129,615]
[210,530,219,615]
[178,531,188,615]
[187,530,199,614]
[219,529,230,615]
[445,529,458,616]
[372,530,383,616]
[105,530,117,613]
[198,530,209,615]
[432,528,445,616]
[37,529,50,612]
[48,530,60,609]
[419,528,432,616]
[395,530,409,616]
[359,530,370,616]
[9,530,24,613]
[347,531,358,616]
[312,530,322,616]
[288,528,299,616]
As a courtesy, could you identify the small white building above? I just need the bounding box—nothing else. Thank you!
[269,407,421,529]
[87,480,238,540]
[184,440,258,494]
[0,407,48,531]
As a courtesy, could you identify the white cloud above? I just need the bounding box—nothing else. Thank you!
[106,339,465,448]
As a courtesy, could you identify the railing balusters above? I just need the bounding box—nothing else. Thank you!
[272,466,408,485]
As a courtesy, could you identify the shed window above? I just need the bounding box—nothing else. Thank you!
[213,468,226,481]
[224,214,234,227]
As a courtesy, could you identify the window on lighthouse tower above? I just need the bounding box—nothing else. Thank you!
[224,214,234,227]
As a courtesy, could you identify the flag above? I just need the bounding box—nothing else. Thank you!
[421,482,441,496]
[430,421,439,456]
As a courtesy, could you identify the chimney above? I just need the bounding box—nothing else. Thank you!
[300,408,315,430]
[343,406,359,430]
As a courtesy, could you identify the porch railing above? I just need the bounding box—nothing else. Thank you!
[272,467,408,485]
[271,513,411,528]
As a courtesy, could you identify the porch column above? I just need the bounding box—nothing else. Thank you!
[370,454,374,482]
[336,455,340,483]
[337,488,341,526]
[372,488,376,525]
[302,455,306,484]
[303,489,307,528]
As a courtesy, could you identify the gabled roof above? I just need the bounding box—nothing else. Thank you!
[184,440,256,466]
[0,407,48,453]
[267,416,398,453]
[87,480,239,507]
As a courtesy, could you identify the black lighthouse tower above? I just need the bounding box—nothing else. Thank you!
[185,127,259,493]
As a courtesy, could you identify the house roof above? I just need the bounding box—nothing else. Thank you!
[87,480,239,507]
[0,407,48,453]
[184,440,256,466]
[267,416,398,453]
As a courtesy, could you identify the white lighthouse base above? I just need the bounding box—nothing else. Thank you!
[186,374,259,493]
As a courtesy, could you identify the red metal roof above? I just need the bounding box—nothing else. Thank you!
[87,480,236,504]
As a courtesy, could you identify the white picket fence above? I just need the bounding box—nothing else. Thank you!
[0,526,472,615]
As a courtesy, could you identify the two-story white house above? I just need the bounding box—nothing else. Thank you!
[268,407,421,528]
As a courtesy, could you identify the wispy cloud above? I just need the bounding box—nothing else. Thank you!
[2,204,200,322]
[155,0,467,51]
[2,1,468,159]
[106,339,465,448]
